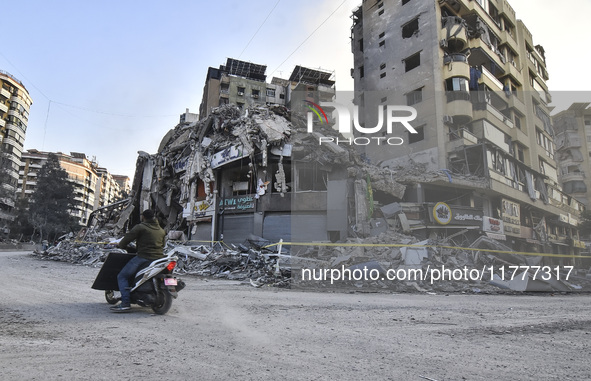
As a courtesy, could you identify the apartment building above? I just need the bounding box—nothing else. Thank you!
[199,58,287,118]
[112,174,131,197]
[18,150,123,225]
[0,70,32,228]
[553,103,591,210]
[350,0,584,258]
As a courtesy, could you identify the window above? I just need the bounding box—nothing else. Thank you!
[377,2,383,8]
[380,63,386,70]
[359,65,364,78]
[379,40,385,47]
[380,72,386,78]
[237,86,245,95]
[252,89,260,99]
[378,9,384,16]
[408,125,424,144]
[402,0,412,5]
[404,52,421,72]
[381,96,388,103]
[585,119,591,126]
[297,165,328,191]
[266,88,275,97]
[445,77,469,92]
[514,114,522,130]
[406,88,423,106]
[359,38,364,52]
[402,17,419,38]
[379,32,385,39]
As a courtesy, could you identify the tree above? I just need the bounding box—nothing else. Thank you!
[28,153,78,242]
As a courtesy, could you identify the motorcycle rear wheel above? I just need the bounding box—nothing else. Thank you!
[105,290,121,305]
[151,290,173,315]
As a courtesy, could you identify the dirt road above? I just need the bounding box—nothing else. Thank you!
[1,251,589,380]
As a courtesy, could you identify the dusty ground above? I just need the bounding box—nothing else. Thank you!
[1,251,590,381]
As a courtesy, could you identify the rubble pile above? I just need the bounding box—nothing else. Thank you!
[293,233,591,293]
[34,235,291,287]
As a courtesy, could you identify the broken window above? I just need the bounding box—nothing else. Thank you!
[380,63,386,70]
[402,17,419,39]
[252,89,260,99]
[297,164,327,191]
[359,38,364,52]
[379,32,385,39]
[378,9,384,16]
[408,125,424,144]
[380,72,386,79]
[220,83,229,94]
[406,87,423,106]
[237,87,245,96]
[379,40,385,47]
[404,52,420,72]
[266,88,275,97]
[402,0,412,5]
[359,65,364,78]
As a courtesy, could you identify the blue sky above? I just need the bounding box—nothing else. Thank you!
[2,0,590,179]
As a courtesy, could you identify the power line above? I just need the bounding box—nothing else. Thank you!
[269,0,348,78]
[238,0,282,60]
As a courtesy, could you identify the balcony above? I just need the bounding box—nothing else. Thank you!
[0,103,7,113]
[445,91,473,124]
[468,38,507,73]
[443,55,470,79]
[0,88,10,99]
[561,172,585,183]
[448,128,479,151]
[503,60,523,85]
[479,66,504,92]
[441,17,469,52]
[473,102,514,131]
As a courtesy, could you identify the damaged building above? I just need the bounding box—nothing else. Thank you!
[350,0,585,261]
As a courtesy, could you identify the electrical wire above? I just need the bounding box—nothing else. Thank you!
[269,0,348,77]
[238,0,282,60]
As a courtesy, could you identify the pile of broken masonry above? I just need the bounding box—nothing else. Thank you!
[34,103,591,293]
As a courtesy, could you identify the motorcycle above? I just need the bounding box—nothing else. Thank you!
[91,250,185,315]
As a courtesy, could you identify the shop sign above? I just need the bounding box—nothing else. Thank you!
[193,200,215,218]
[431,202,483,226]
[483,216,504,233]
[220,195,255,212]
[211,145,247,169]
[501,198,521,236]
[173,157,188,173]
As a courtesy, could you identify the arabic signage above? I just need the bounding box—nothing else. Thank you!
[193,200,215,218]
[483,216,504,234]
[430,202,483,226]
[219,195,255,212]
[173,157,188,173]
[211,145,247,169]
[501,198,521,236]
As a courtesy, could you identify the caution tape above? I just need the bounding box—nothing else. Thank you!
[261,241,591,259]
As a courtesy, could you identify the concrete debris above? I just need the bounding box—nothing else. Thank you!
[33,103,591,294]
[33,236,291,288]
[292,231,591,293]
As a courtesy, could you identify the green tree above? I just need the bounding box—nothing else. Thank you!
[28,153,78,242]
[9,197,34,241]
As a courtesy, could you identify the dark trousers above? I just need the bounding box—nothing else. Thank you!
[117,256,151,305]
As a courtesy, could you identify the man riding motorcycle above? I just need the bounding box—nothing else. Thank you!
[110,209,166,312]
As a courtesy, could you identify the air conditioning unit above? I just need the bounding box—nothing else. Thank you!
[237,91,244,96]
